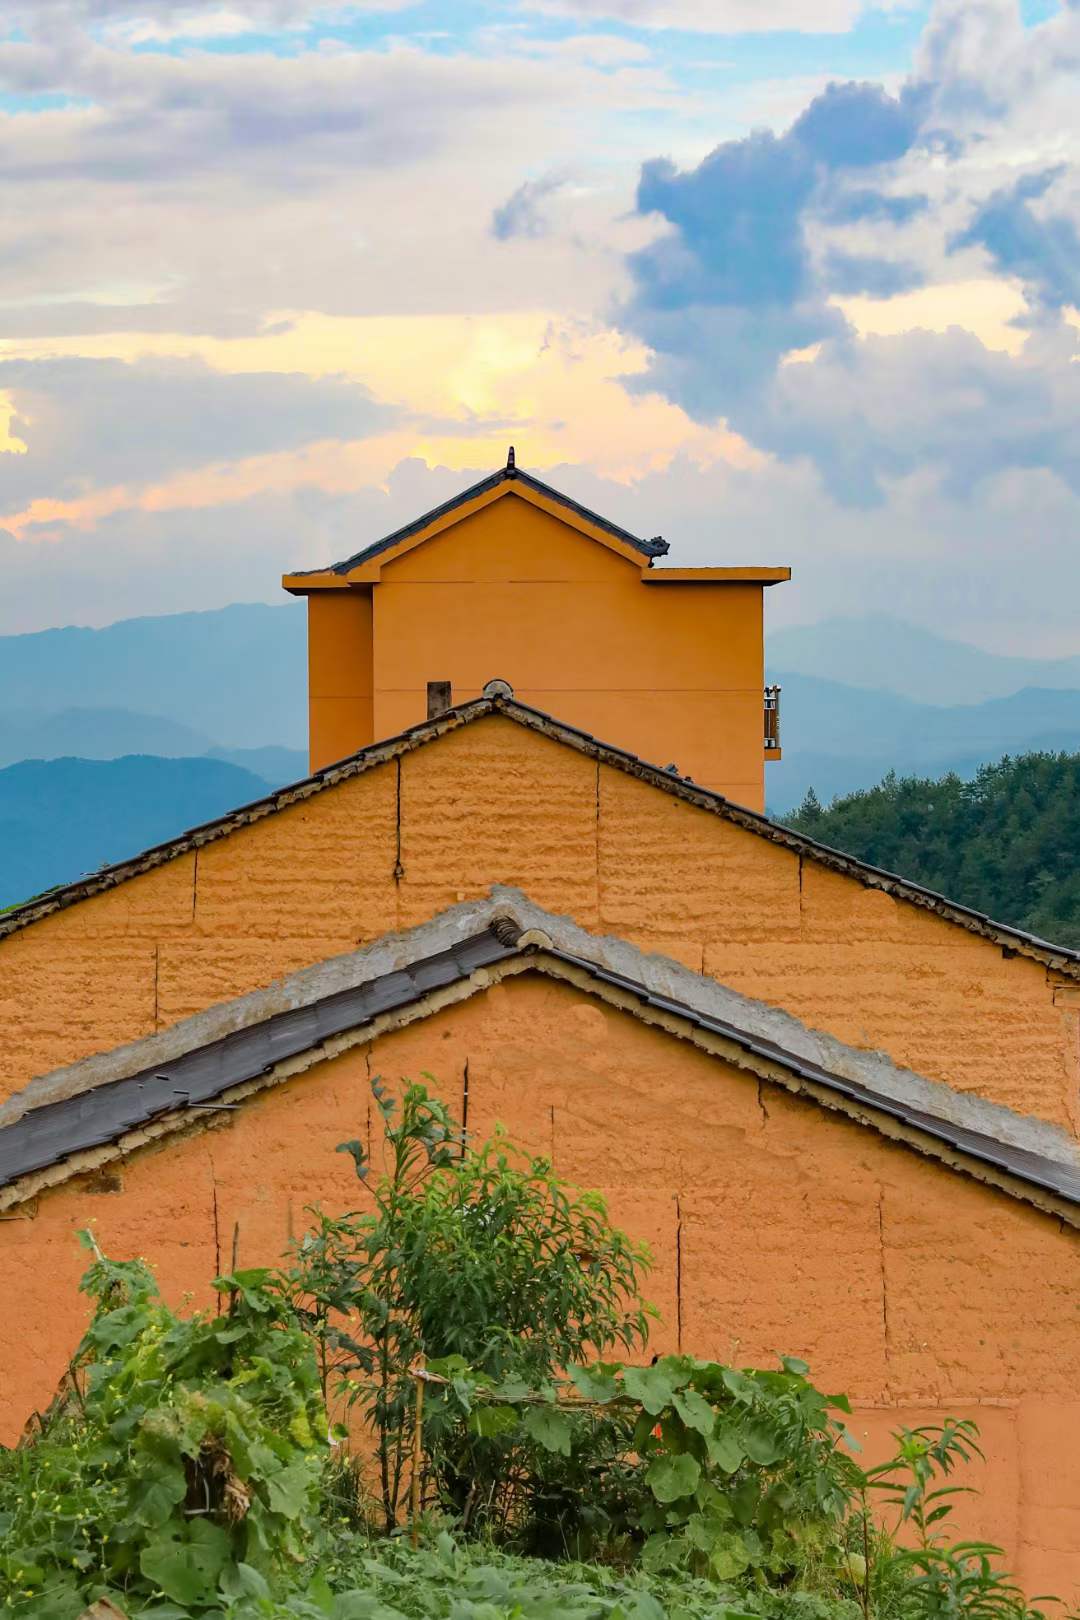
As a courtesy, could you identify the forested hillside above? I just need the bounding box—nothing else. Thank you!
[785,752,1080,949]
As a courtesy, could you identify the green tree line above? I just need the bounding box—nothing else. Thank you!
[784,752,1080,949]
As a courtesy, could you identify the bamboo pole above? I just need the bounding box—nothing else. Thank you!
[410,1363,425,1548]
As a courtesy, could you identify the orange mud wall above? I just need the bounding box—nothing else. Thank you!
[303,494,771,807]
[2,974,1078,1597]
[2,716,1077,1133]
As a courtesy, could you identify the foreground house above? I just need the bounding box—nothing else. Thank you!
[1,457,1078,1594]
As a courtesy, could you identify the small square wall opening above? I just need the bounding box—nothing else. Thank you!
[427,680,452,718]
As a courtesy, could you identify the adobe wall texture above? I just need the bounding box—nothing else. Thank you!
[1,974,1077,1596]
[2,715,1077,1134]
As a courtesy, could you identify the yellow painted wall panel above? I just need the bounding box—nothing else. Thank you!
[3,974,1079,1595]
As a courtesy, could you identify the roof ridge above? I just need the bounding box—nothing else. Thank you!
[3,915,1077,1221]
[2,691,1077,976]
[287,461,669,578]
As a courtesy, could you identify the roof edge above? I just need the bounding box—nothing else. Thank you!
[2,915,1077,1222]
[2,693,1078,978]
[283,462,669,587]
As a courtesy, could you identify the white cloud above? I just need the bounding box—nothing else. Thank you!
[0,29,675,334]
[0,1,408,40]
[5,448,1080,662]
[519,0,865,34]
[0,354,394,509]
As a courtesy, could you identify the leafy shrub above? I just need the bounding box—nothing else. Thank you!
[280,1078,652,1532]
[423,1351,860,1579]
[222,1530,866,1619]
[0,1235,329,1618]
[0,1095,1069,1620]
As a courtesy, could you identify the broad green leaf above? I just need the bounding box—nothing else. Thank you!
[427,1354,470,1379]
[672,1388,715,1436]
[741,1418,786,1466]
[139,1522,228,1605]
[707,1425,745,1474]
[623,1360,689,1415]
[491,1375,532,1403]
[732,1477,760,1527]
[218,1559,271,1600]
[646,1451,701,1503]
[616,1596,667,1620]
[132,1471,187,1528]
[779,1354,809,1375]
[709,1530,752,1579]
[720,1368,756,1402]
[266,1459,313,1518]
[568,1364,619,1403]
[334,1594,409,1620]
[632,1409,658,1454]
[468,1403,519,1438]
[523,1405,573,1456]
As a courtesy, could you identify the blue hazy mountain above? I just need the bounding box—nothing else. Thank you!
[4,602,1080,835]
[0,602,307,749]
[206,745,308,780]
[765,677,1080,813]
[0,707,218,768]
[768,615,1080,706]
[0,755,277,909]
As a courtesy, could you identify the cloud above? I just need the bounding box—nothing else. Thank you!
[0,1,404,39]
[491,173,568,240]
[822,249,924,296]
[7,449,1080,666]
[618,4,1080,505]
[817,187,930,226]
[517,0,866,34]
[0,21,675,338]
[0,355,394,509]
[787,78,924,168]
[949,166,1080,314]
[622,79,925,414]
[0,458,482,634]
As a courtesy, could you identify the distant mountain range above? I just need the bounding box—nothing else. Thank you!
[768,615,1080,706]
[0,756,275,909]
[763,676,1080,812]
[4,602,1080,902]
[0,602,307,750]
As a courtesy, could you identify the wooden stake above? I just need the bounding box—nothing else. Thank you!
[410,1364,425,1548]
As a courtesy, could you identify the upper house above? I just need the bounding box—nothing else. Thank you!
[283,450,790,810]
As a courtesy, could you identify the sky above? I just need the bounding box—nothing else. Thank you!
[0,0,1078,653]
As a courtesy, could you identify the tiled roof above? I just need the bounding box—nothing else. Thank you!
[286,457,669,577]
[2,918,1078,1221]
[1,689,1078,977]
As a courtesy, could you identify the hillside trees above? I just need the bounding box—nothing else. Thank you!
[785,753,1080,947]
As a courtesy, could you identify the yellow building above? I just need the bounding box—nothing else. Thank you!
[284,448,788,806]
[1,457,1079,1596]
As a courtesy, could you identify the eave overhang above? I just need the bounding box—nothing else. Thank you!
[3,910,1078,1226]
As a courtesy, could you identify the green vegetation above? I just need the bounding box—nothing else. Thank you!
[0,1081,1065,1620]
[785,753,1080,948]
[279,1079,652,1537]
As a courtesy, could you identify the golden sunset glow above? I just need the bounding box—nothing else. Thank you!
[0,313,762,537]
[0,392,28,456]
[835,279,1030,355]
